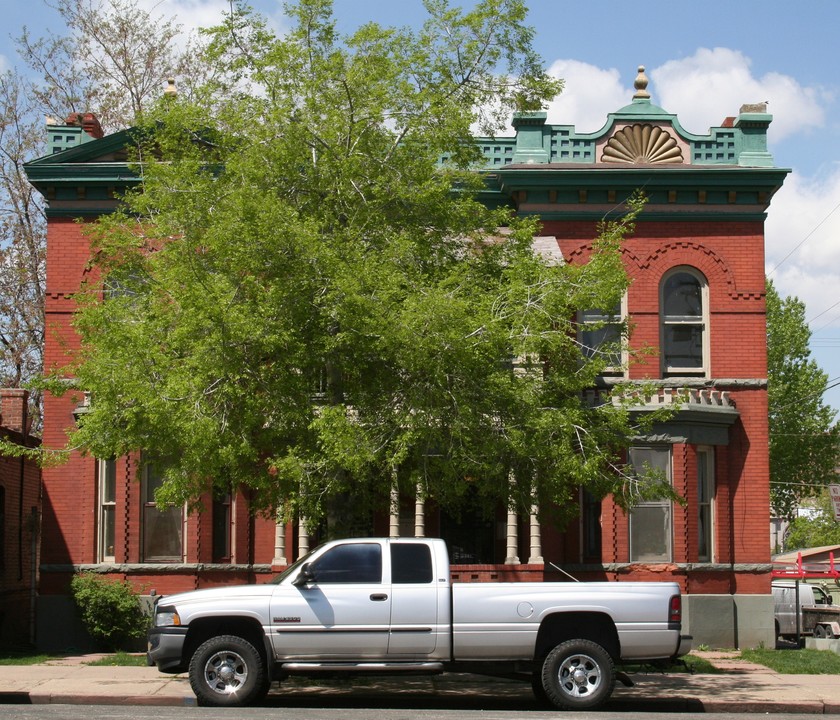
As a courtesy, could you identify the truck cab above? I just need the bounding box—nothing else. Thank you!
[772,580,839,639]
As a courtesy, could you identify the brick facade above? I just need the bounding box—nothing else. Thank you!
[0,389,42,646]
[25,79,788,649]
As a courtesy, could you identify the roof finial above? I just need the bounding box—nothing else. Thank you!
[164,78,178,99]
[633,65,650,100]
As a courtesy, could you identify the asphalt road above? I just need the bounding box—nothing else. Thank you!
[0,707,826,720]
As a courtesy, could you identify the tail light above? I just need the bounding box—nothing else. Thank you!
[669,595,682,623]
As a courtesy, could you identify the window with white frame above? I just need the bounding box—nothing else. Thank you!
[697,447,715,562]
[660,268,708,376]
[142,461,183,562]
[578,298,625,375]
[628,446,672,562]
[98,458,117,562]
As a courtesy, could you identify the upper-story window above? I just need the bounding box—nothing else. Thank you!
[660,268,708,376]
[578,298,626,376]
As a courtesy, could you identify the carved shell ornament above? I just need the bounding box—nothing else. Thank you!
[602,124,684,164]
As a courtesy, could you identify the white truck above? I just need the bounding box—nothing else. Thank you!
[772,580,840,640]
[147,537,691,709]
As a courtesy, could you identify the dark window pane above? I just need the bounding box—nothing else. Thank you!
[391,543,433,583]
[102,459,116,503]
[663,272,702,318]
[311,543,382,583]
[212,494,231,562]
[663,325,703,368]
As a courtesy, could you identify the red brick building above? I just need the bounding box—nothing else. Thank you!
[0,389,41,647]
[25,71,787,650]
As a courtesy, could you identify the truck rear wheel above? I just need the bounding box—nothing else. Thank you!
[189,634,268,707]
[540,639,615,710]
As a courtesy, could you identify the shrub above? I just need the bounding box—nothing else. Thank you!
[70,573,150,651]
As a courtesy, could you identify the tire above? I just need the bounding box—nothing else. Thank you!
[540,639,615,711]
[189,634,268,707]
[531,670,552,708]
[815,625,828,639]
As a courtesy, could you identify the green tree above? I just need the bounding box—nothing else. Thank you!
[59,0,660,530]
[784,489,840,550]
[767,279,840,523]
[0,0,199,433]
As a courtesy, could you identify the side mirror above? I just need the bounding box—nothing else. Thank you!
[292,563,315,587]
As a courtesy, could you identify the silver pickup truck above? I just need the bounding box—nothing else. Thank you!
[147,537,690,709]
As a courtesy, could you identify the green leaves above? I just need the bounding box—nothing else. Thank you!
[64,0,644,531]
[767,279,840,522]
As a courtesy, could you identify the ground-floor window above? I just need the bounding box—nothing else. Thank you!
[142,461,183,562]
[98,458,116,562]
[212,491,231,563]
[697,446,715,562]
[628,446,672,562]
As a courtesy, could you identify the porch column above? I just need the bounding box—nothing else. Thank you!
[414,483,425,537]
[505,471,520,564]
[298,518,309,557]
[273,514,287,566]
[529,501,543,564]
[389,483,400,538]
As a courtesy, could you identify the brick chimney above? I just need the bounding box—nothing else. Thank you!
[47,112,104,154]
[0,388,30,435]
[64,112,105,140]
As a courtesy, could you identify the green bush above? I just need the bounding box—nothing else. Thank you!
[70,573,150,651]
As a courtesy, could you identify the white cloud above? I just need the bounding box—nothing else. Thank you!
[544,60,628,132]
[651,48,827,141]
[139,0,288,40]
[0,55,8,73]
[766,163,840,328]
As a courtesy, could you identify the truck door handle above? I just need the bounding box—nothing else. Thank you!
[370,593,388,602]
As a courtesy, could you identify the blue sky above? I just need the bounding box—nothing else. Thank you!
[3,0,840,409]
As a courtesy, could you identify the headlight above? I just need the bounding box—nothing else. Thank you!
[154,609,181,627]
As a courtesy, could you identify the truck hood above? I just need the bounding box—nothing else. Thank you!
[157,583,277,609]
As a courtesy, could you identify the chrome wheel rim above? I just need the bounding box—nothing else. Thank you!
[557,652,602,699]
[203,649,249,696]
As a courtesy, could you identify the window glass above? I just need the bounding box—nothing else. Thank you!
[628,446,672,562]
[579,303,623,371]
[99,458,116,562]
[663,272,702,317]
[311,543,382,583]
[212,492,231,563]
[661,269,706,375]
[142,462,183,562]
[697,448,714,562]
[391,543,433,583]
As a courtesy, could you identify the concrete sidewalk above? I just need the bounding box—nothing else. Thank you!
[1,650,839,713]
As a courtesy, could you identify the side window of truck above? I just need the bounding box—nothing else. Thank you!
[813,587,831,605]
[391,543,433,583]
[310,543,382,583]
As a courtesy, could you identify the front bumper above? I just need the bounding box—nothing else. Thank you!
[147,626,189,673]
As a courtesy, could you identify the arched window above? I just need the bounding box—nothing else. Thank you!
[660,268,708,376]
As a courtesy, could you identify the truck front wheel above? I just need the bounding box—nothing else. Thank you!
[541,639,615,710]
[189,634,268,707]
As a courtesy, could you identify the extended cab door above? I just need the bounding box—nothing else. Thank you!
[270,541,391,660]
[387,541,441,657]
